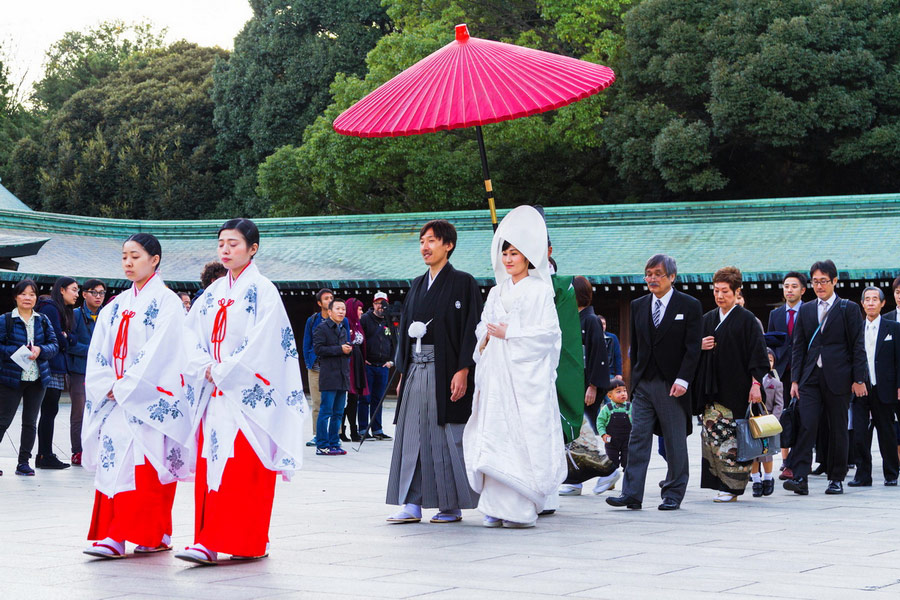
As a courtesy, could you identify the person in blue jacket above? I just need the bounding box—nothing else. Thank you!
[66,278,105,466]
[0,279,59,476]
[35,276,79,470]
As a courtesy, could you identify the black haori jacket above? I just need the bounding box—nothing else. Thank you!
[394,263,483,425]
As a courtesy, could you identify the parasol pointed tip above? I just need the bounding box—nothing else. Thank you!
[455,24,469,42]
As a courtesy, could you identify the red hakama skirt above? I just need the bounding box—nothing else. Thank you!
[87,459,176,547]
[194,426,276,556]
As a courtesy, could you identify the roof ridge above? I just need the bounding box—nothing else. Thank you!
[0,192,897,238]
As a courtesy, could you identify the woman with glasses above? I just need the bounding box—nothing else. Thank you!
[67,279,106,465]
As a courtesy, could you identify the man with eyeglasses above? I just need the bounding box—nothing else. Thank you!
[66,278,106,466]
[607,254,702,511]
[784,260,867,496]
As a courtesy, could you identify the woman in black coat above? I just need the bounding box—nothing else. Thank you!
[697,267,769,502]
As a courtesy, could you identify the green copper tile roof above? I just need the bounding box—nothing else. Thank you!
[0,182,33,212]
[0,192,897,289]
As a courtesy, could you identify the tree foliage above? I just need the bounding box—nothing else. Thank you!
[602,0,900,200]
[27,42,228,219]
[259,0,631,216]
[211,0,392,215]
[0,42,41,200]
[31,20,167,113]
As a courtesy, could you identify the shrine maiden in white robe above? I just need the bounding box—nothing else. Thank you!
[183,261,308,491]
[82,274,193,497]
[463,206,567,523]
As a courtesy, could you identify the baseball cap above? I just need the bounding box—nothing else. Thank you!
[374,291,389,302]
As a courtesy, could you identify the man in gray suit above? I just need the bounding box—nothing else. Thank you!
[607,255,702,511]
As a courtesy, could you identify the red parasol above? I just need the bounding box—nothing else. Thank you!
[333,24,615,228]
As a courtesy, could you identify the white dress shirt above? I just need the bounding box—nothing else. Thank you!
[866,316,880,386]
[785,300,802,326]
[651,288,689,390]
[652,287,675,323]
[816,294,837,368]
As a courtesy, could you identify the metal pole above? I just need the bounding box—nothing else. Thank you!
[475,126,498,231]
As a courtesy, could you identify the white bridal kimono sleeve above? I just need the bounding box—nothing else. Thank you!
[465,276,567,506]
[183,262,309,491]
[82,274,193,497]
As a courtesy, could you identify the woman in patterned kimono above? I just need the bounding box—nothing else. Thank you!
[696,266,769,502]
[463,206,566,528]
[82,234,192,558]
[176,218,308,565]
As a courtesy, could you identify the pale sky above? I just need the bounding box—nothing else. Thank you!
[0,0,254,96]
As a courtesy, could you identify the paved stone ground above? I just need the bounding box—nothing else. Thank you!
[2,403,900,599]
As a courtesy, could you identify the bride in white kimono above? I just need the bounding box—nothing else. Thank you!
[82,233,192,558]
[463,205,567,528]
[176,218,308,565]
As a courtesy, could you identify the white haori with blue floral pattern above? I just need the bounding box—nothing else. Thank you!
[82,273,194,497]
[183,261,309,492]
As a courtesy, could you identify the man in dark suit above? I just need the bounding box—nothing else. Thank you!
[849,287,900,487]
[607,254,702,511]
[785,260,868,496]
[883,276,900,321]
[767,272,807,385]
[767,272,806,480]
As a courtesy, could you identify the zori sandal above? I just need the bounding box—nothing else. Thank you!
[174,544,218,566]
[84,539,126,559]
[430,511,462,523]
[135,534,172,554]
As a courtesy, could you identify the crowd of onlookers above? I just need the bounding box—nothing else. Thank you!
[302,288,396,455]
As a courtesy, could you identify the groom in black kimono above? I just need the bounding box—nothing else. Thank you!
[385,219,483,524]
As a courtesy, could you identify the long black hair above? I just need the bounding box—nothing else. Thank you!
[125,233,163,270]
[50,276,77,332]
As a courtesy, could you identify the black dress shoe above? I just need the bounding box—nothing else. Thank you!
[658,498,680,511]
[36,454,70,469]
[885,480,898,486]
[762,479,775,496]
[339,432,350,442]
[606,495,642,510]
[810,464,827,476]
[847,479,872,487]
[751,481,763,497]
[825,481,843,495]
[783,477,809,495]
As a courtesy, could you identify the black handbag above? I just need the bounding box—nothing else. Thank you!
[779,395,798,448]
[736,404,782,462]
